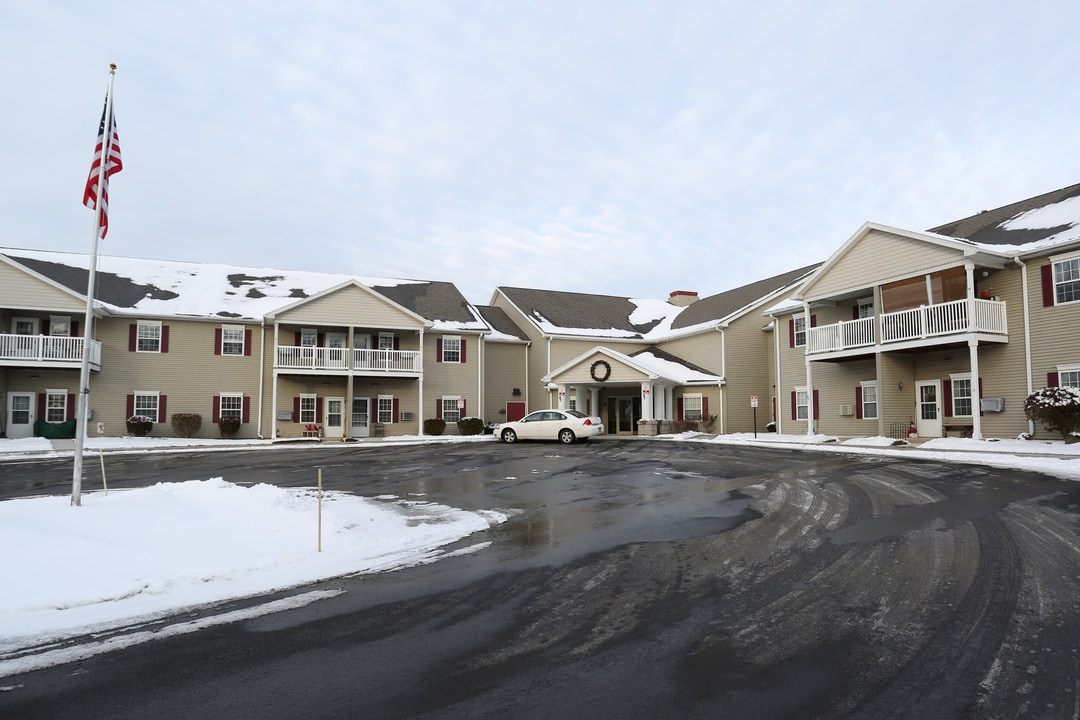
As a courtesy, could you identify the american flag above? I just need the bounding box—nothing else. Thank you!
[83,99,122,238]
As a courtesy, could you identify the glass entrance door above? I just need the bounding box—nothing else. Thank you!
[606,397,641,434]
[351,397,369,438]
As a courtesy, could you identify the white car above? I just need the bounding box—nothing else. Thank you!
[495,409,605,444]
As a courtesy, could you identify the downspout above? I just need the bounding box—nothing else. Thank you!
[719,328,726,435]
[256,318,266,438]
[478,333,483,421]
[771,313,782,434]
[547,336,554,409]
[802,301,814,436]
[418,328,425,436]
[1015,257,1035,435]
[271,322,279,439]
[525,342,530,410]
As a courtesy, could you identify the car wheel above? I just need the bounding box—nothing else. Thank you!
[558,428,576,444]
[501,429,518,443]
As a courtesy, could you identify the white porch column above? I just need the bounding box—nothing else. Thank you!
[590,387,600,418]
[271,322,280,438]
[641,382,655,421]
[969,338,982,440]
[664,386,674,421]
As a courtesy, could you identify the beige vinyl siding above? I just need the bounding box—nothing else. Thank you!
[774,308,811,433]
[424,333,481,429]
[1028,255,1080,388]
[276,284,425,328]
[805,230,964,300]
[482,341,528,423]
[90,317,262,438]
[0,261,86,312]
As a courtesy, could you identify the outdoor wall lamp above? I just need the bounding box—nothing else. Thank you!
[898,382,904,391]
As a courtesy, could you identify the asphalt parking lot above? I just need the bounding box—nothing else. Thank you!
[1,438,1078,720]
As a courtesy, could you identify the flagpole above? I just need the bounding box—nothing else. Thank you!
[72,64,117,507]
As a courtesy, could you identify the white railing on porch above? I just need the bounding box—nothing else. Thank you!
[806,298,1007,355]
[0,334,102,366]
[276,346,422,372]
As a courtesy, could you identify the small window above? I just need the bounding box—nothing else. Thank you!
[1059,367,1080,388]
[378,395,394,424]
[442,397,461,423]
[353,334,370,350]
[134,392,160,422]
[13,317,39,335]
[49,316,71,337]
[793,316,807,347]
[857,299,874,318]
[46,390,67,423]
[378,334,395,350]
[137,321,162,353]
[300,329,318,347]
[221,326,244,355]
[683,393,703,421]
[220,393,243,420]
[795,387,809,420]
[951,376,973,417]
[441,336,461,363]
[860,382,878,420]
[299,394,317,424]
[1054,257,1080,304]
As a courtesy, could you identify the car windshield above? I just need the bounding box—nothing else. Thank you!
[565,410,587,418]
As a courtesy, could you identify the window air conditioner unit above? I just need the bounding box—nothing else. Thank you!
[838,404,854,416]
[979,397,1005,413]
[400,412,415,421]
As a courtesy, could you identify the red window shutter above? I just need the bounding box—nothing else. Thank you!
[212,396,221,423]
[852,304,860,320]
[244,329,252,356]
[295,332,302,346]
[214,328,222,355]
[855,386,863,419]
[161,325,170,353]
[393,336,400,350]
[943,380,953,418]
[158,395,167,423]
[242,396,250,423]
[436,338,443,362]
[790,391,797,420]
[315,397,323,423]
[1048,372,1060,387]
[435,399,442,419]
[677,397,684,421]
[72,320,79,338]
[701,397,708,418]
[813,389,819,421]
[1041,264,1055,307]
[128,324,137,352]
[788,319,795,348]
[293,396,301,422]
[38,394,47,422]
[67,393,76,421]
[810,314,817,327]
[462,399,467,415]
[392,398,399,422]
[317,333,325,347]
[43,320,51,336]
[126,394,135,419]
[461,340,467,363]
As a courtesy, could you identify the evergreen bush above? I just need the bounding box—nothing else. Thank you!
[1024,386,1080,442]
[126,416,153,437]
[171,413,202,438]
[218,416,241,439]
[456,417,485,435]
[424,418,446,436]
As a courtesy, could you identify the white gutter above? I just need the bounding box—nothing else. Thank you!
[256,318,265,438]
[1015,257,1035,435]
[770,313,782,435]
[802,301,814,436]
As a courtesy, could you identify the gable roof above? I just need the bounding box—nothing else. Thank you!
[474,305,528,342]
[928,182,1080,252]
[0,248,486,329]
[545,345,723,386]
[670,263,822,330]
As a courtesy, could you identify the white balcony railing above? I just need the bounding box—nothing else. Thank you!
[807,298,1007,355]
[0,334,102,366]
[276,346,422,373]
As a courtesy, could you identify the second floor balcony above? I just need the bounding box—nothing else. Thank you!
[276,346,422,374]
[807,298,1008,356]
[0,334,102,370]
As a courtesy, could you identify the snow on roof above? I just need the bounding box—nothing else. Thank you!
[629,349,723,384]
[977,194,1080,253]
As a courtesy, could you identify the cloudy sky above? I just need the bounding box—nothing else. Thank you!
[6,1,1080,305]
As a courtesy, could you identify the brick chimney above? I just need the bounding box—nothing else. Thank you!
[668,290,699,307]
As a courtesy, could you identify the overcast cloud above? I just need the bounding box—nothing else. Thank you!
[6,1,1080,304]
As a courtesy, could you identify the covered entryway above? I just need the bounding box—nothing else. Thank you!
[607,396,641,435]
[915,380,942,438]
[6,392,35,439]
[351,397,370,438]
[324,397,345,439]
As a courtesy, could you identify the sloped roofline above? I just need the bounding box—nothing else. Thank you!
[0,251,106,315]
[264,278,432,326]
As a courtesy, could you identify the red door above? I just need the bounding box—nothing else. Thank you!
[506,401,526,422]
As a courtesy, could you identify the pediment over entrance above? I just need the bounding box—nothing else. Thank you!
[544,346,722,387]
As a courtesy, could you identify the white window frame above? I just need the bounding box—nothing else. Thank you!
[793,315,807,347]
[795,386,809,421]
[1056,363,1080,388]
[378,333,395,350]
[49,316,72,337]
[300,328,318,347]
[134,391,160,423]
[857,298,874,318]
[683,393,703,421]
[221,325,245,356]
[13,317,39,335]
[442,396,462,423]
[137,320,162,353]
[220,392,243,420]
[1052,253,1080,305]
[860,381,878,420]
[441,336,461,363]
[45,389,67,423]
[353,334,371,350]
[950,373,973,417]
[299,393,317,424]
[378,395,394,424]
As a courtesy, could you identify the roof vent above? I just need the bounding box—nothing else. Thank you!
[668,290,699,307]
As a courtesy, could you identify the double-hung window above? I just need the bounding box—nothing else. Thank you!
[45,390,67,422]
[378,395,394,424]
[793,316,807,347]
[860,382,878,420]
[134,391,160,422]
[221,325,244,356]
[1053,256,1080,304]
[442,397,461,423]
[795,387,809,420]
[137,321,162,353]
[220,393,243,420]
[441,336,461,363]
[1057,365,1080,388]
[683,393,703,421]
[950,375,973,417]
[299,394,317,424]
